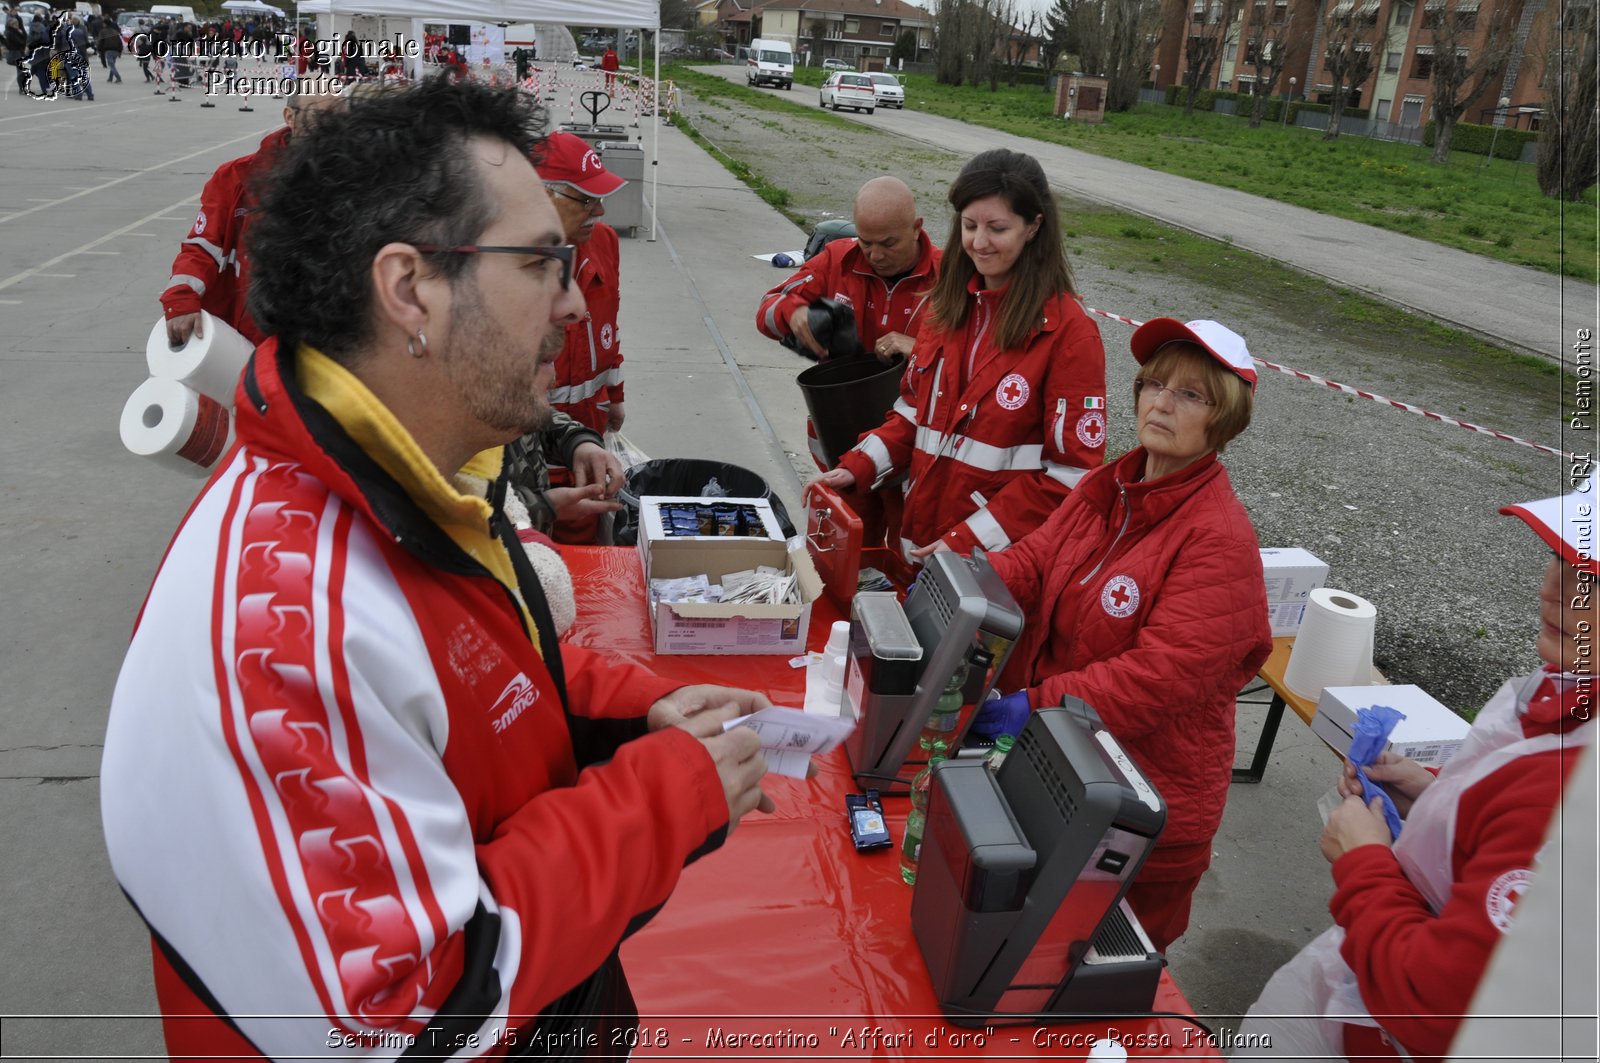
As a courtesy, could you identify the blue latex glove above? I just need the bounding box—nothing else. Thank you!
[1347,704,1407,841]
[971,689,1031,741]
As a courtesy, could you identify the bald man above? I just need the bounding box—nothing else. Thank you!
[756,176,942,467]
[159,85,344,348]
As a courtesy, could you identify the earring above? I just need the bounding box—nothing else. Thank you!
[410,328,428,358]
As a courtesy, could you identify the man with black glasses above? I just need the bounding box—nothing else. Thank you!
[101,77,775,1061]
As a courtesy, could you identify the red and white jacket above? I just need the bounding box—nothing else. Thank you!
[988,447,1273,850]
[158,127,288,346]
[101,338,729,1059]
[549,222,623,437]
[835,282,1107,557]
[755,230,941,469]
[1330,671,1593,1060]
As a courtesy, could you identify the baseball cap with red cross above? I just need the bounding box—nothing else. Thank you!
[535,131,626,198]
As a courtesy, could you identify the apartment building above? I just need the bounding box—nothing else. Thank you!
[709,0,933,67]
[1162,0,1579,130]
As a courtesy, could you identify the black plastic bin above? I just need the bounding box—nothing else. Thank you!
[613,458,796,546]
[796,355,905,468]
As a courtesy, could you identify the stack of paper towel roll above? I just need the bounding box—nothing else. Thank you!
[119,313,253,475]
[1282,588,1378,701]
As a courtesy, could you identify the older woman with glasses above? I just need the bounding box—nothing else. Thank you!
[980,317,1274,952]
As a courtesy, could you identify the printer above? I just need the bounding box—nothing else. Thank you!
[911,700,1168,1024]
[842,551,1024,785]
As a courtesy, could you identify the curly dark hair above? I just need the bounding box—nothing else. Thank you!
[246,76,548,363]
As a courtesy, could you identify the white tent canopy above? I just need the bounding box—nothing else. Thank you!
[222,0,287,14]
[293,0,663,237]
[302,0,654,27]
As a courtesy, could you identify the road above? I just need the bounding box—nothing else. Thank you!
[696,63,1593,367]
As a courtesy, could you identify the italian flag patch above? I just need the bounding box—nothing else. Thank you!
[1084,396,1105,409]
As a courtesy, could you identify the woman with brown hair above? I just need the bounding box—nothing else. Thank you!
[818,148,1107,561]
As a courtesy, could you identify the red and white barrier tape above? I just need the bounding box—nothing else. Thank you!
[1085,306,1575,462]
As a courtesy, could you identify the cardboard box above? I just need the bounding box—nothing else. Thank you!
[1261,547,1328,604]
[1312,684,1471,766]
[637,496,821,655]
[1261,547,1330,636]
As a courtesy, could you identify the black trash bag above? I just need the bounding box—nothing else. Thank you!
[779,297,863,362]
[613,458,796,546]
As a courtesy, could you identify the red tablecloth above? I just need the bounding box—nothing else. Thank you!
[562,546,1222,1060]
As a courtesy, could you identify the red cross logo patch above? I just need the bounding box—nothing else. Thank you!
[1101,574,1140,618]
[193,210,207,236]
[995,373,1030,411]
[1076,411,1106,448]
[1484,868,1533,932]
[600,323,615,350]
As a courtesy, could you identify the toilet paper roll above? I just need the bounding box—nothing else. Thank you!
[119,377,234,476]
[1282,587,1377,702]
[144,312,254,408]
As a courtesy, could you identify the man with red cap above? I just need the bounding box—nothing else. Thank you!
[980,317,1272,952]
[1236,479,1597,1061]
[519,131,628,542]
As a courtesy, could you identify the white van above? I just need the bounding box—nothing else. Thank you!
[150,4,199,24]
[745,37,793,90]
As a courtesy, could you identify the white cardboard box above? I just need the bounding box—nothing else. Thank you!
[1260,547,1330,636]
[1312,684,1471,766]
[637,496,821,655]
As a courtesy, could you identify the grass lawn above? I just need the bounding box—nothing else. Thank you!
[897,74,1598,284]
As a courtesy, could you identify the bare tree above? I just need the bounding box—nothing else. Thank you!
[1321,1,1377,140]
[931,0,976,84]
[1000,9,1044,87]
[1075,0,1166,110]
[1537,1,1599,201]
[808,17,827,63]
[1424,0,1516,163]
[1242,0,1296,126]
[1181,0,1243,115]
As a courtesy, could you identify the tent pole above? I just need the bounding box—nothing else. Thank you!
[649,24,658,242]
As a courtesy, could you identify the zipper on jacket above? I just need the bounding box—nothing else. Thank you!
[585,315,598,373]
[1078,484,1132,588]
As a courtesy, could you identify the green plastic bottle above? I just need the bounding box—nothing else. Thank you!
[900,748,947,885]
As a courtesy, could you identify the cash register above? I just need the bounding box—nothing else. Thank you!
[910,700,1169,1024]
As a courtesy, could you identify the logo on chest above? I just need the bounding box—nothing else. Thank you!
[489,673,541,734]
[599,322,615,350]
[193,210,207,236]
[1100,574,1140,618]
[995,373,1030,411]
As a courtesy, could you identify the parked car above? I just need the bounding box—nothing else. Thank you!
[821,57,852,71]
[819,71,875,114]
[866,71,905,109]
[118,10,157,49]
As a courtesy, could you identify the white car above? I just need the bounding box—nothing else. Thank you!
[819,72,875,114]
[867,72,905,109]
[821,58,852,71]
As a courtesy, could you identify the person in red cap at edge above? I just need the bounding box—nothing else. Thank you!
[520,130,629,543]
[973,317,1274,953]
[157,86,341,349]
[101,78,778,1060]
[1234,479,1598,1062]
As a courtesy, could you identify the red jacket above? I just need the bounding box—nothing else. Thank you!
[988,447,1272,849]
[158,127,288,346]
[757,231,942,467]
[836,283,1107,556]
[102,338,724,1058]
[1330,675,1591,1061]
[549,222,623,437]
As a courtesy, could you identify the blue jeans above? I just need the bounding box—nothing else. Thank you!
[105,51,120,81]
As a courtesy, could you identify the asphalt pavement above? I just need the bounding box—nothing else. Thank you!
[0,68,1577,1058]
[693,63,1593,369]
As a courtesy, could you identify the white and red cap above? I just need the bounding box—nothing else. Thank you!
[1130,318,1258,392]
[535,132,625,198]
[1500,478,1598,573]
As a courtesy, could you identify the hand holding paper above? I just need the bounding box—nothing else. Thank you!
[723,705,855,779]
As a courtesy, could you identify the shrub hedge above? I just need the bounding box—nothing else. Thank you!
[1422,119,1540,159]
